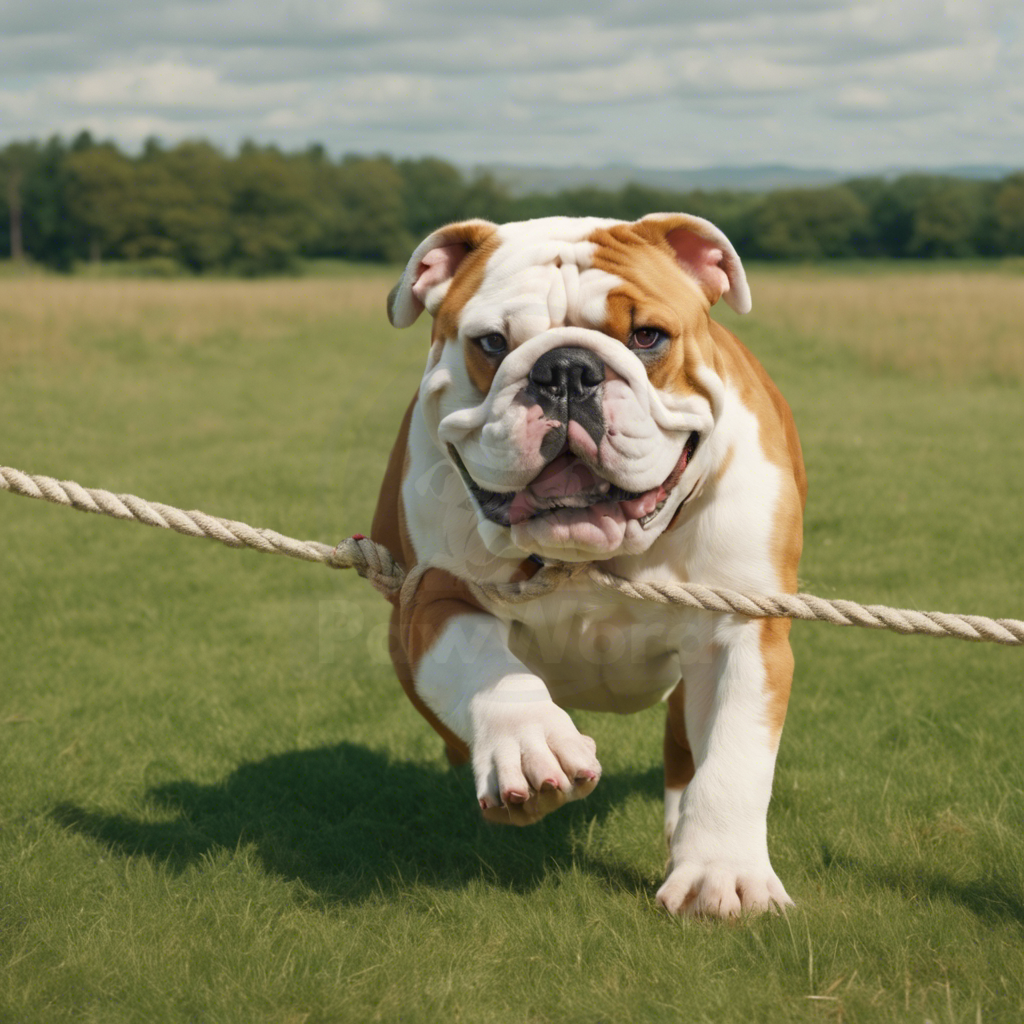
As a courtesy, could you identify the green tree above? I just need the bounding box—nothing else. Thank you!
[118,157,182,261]
[620,185,732,227]
[550,186,628,219]
[149,142,233,270]
[226,144,319,273]
[0,141,37,260]
[21,137,78,268]
[397,157,468,237]
[459,172,511,224]
[748,186,870,259]
[317,156,411,262]
[991,173,1024,255]
[906,180,987,257]
[867,175,987,258]
[64,145,136,261]
[4,132,1021,271]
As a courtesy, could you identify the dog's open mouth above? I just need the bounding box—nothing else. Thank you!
[449,432,699,531]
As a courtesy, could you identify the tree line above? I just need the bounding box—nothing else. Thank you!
[1,133,1022,274]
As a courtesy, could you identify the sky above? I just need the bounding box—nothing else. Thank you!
[1,0,1022,171]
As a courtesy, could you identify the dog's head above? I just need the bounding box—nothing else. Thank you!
[388,214,750,562]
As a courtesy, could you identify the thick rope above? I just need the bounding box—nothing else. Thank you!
[3,465,1023,647]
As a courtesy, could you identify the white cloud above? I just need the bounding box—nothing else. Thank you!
[514,57,676,105]
[51,61,300,113]
[835,86,891,114]
[262,73,441,130]
[0,0,1020,170]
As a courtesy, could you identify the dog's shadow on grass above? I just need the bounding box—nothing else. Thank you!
[818,842,1024,930]
[51,743,662,904]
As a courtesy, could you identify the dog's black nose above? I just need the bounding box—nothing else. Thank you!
[528,347,605,401]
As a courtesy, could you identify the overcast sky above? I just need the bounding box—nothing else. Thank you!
[1,0,1022,170]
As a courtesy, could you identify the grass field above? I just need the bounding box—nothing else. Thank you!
[2,265,1023,1023]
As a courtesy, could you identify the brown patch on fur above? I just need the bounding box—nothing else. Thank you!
[387,602,470,766]
[709,321,806,499]
[401,567,486,765]
[433,226,499,340]
[761,617,795,740]
[463,334,500,394]
[371,393,418,583]
[704,321,805,734]
[371,393,473,764]
[588,222,719,406]
[510,557,542,583]
[588,222,805,633]
[431,229,502,394]
[402,567,485,669]
[664,680,695,789]
[708,319,806,593]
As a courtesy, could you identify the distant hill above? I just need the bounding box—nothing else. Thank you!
[472,162,1020,196]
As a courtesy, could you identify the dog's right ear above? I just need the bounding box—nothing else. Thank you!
[387,219,499,328]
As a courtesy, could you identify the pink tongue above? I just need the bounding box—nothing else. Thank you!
[508,455,603,524]
[525,453,602,498]
[508,454,673,525]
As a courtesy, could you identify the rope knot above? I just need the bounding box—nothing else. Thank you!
[330,535,405,599]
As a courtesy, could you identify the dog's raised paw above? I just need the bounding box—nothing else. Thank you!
[472,702,600,826]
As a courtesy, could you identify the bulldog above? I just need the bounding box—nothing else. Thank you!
[371,214,806,918]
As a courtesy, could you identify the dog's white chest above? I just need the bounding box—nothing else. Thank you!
[503,586,708,713]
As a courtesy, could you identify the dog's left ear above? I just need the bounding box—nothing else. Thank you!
[388,219,498,328]
[638,213,751,314]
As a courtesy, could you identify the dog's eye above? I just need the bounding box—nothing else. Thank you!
[630,327,668,351]
[475,333,508,357]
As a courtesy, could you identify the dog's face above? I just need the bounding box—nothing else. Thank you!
[388,215,751,562]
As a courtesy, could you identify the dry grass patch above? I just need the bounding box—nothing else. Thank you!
[746,268,1024,383]
[0,275,394,368]
[4,267,1023,384]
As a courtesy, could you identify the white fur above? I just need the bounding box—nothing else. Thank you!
[415,613,601,813]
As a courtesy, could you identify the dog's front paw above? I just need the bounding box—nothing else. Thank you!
[471,699,601,826]
[656,860,793,919]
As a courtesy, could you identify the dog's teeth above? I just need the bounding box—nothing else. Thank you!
[639,499,668,529]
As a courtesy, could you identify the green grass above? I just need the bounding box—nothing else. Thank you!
[2,269,1022,1023]
[0,257,398,281]
[65,256,398,280]
[744,256,1024,276]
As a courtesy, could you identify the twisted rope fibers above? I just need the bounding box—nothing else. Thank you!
[3,465,1022,647]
